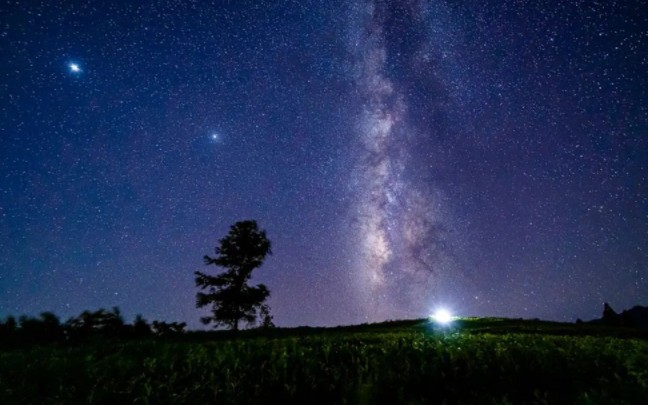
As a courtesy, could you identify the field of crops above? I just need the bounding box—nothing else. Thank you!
[1,319,647,404]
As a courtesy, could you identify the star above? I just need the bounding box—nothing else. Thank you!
[68,63,81,73]
[210,133,221,143]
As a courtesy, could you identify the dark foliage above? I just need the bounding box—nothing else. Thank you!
[0,308,178,348]
[195,220,272,331]
[19,312,64,344]
[151,320,186,336]
[259,304,275,329]
[65,307,126,341]
[0,313,65,346]
[0,316,17,346]
[132,314,153,338]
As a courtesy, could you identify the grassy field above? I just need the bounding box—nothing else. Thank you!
[1,318,647,404]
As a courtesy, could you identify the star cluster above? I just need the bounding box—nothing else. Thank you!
[1,0,646,327]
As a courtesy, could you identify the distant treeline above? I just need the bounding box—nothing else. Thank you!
[0,308,186,347]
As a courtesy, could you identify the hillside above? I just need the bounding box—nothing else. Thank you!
[1,317,647,403]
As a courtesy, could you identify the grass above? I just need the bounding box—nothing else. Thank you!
[1,318,647,404]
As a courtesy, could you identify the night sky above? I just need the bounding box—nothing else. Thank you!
[1,0,647,328]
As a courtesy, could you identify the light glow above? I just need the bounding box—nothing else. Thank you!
[430,308,453,325]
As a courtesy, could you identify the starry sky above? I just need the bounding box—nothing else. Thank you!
[1,0,646,328]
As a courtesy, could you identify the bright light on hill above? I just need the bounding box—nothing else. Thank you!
[430,308,453,325]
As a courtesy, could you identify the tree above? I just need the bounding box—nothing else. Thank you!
[18,312,64,343]
[195,220,272,331]
[0,316,17,346]
[132,314,152,338]
[65,307,125,340]
[151,320,186,336]
[258,304,275,329]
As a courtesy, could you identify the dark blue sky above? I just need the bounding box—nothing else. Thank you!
[1,0,646,328]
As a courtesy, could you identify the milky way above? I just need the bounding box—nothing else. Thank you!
[348,0,457,321]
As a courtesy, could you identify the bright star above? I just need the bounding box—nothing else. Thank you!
[210,133,222,143]
[69,63,81,73]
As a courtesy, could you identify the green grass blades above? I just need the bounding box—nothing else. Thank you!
[1,325,647,404]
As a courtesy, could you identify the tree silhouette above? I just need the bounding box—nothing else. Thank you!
[151,320,186,336]
[0,316,17,346]
[132,314,152,338]
[258,304,275,329]
[18,312,64,343]
[195,220,272,331]
[65,307,126,339]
